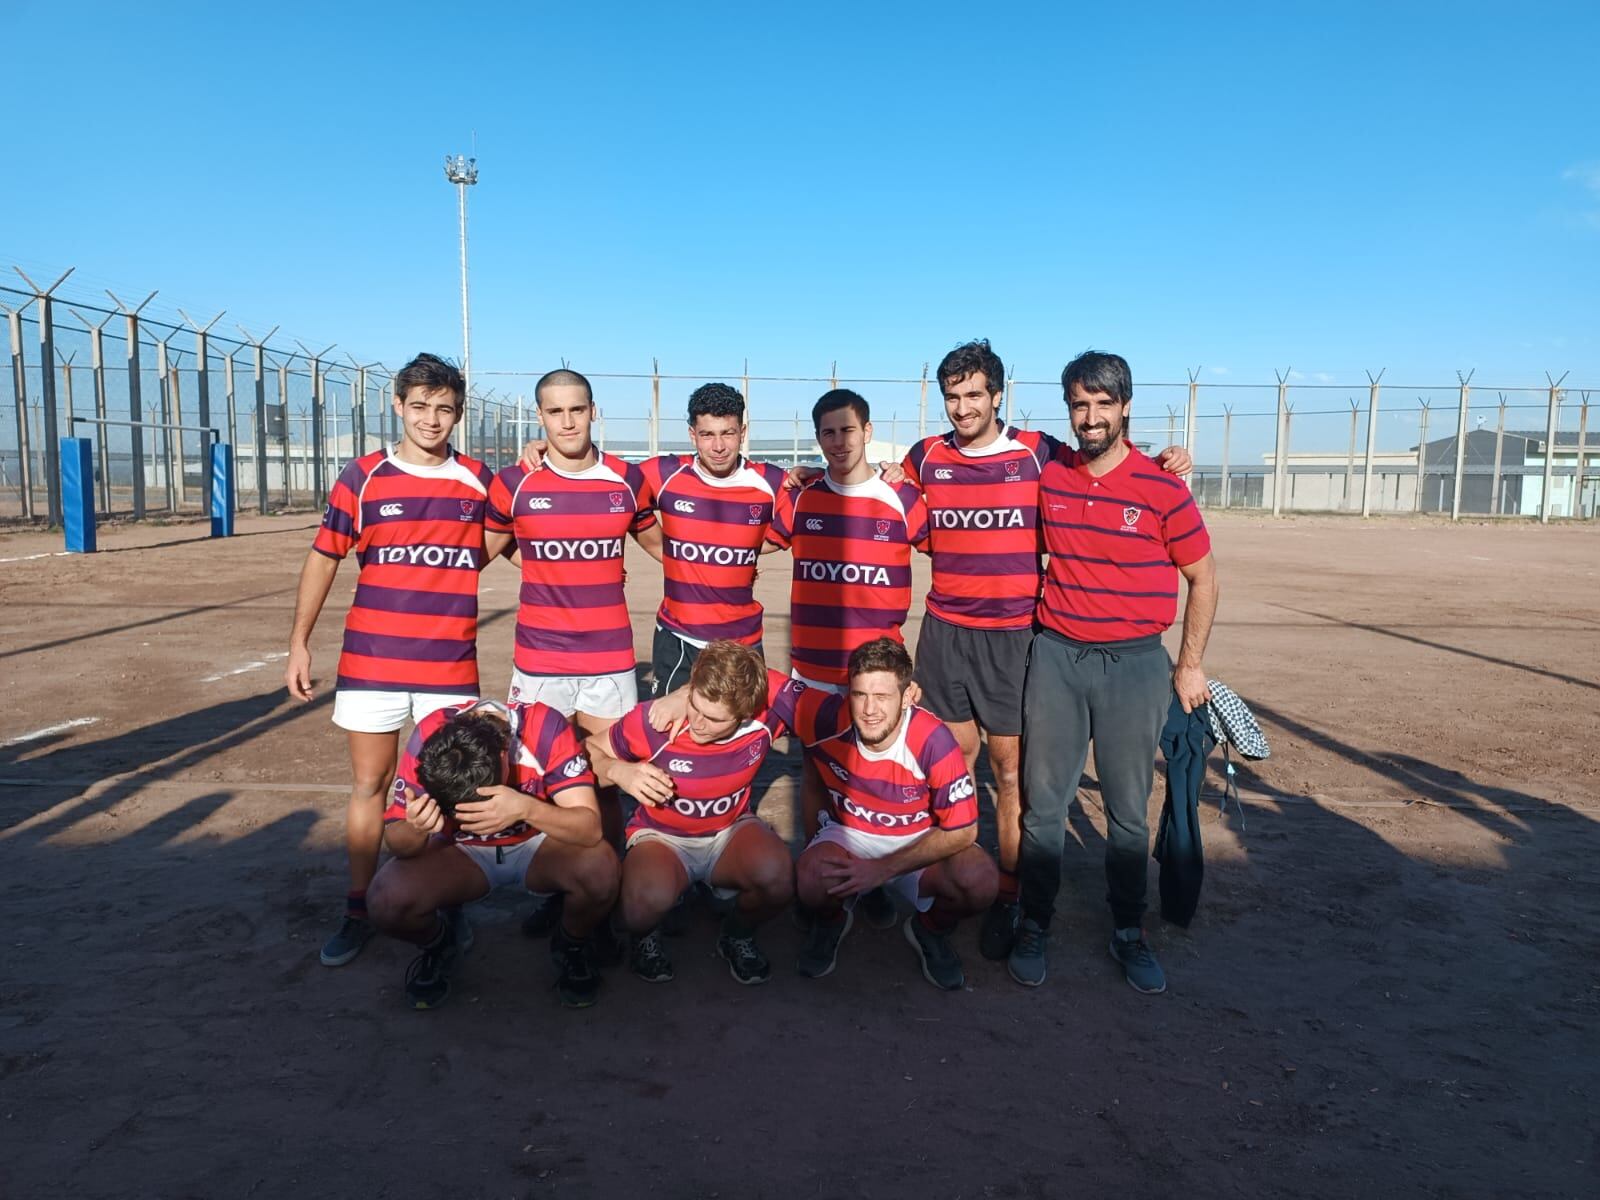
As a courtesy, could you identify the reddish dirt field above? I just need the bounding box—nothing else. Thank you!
[1,510,1596,1199]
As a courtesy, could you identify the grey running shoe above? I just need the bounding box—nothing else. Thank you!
[716,932,771,986]
[320,915,374,967]
[630,929,675,983]
[520,893,564,939]
[552,929,601,1008]
[1109,928,1167,994]
[403,924,461,1010]
[1007,917,1049,988]
[797,909,854,979]
[860,885,898,930]
[903,916,964,991]
[978,899,1020,961]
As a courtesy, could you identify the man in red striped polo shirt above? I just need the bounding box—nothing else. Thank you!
[285,353,494,969]
[1010,350,1219,996]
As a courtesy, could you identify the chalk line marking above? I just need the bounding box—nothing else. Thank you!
[2,717,101,746]
[200,650,291,682]
[0,551,72,564]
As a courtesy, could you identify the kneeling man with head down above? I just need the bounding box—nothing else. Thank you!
[790,637,997,989]
[366,700,620,1010]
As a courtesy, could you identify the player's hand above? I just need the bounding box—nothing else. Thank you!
[877,461,907,484]
[783,464,822,490]
[647,688,690,733]
[404,790,447,836]
[820,854,891,899]
[456,785,532,835]
[285,645,315,702]
[518,439,548,470]
[1173,664,1211,714]
[1157,445,1193,477]
[617,762,676,807]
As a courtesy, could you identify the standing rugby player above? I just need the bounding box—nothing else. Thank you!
[904,340,1191,960]
[286,353,494,968]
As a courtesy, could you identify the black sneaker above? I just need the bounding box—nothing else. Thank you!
[1108,928,1167,995]
[320,914,374,967]
[903,916,965,991]
[588,919,624,969]
[520,893,564,939]
[978,899,1020,961]
[797,909,854,979]
[1007,917,1049,988]
[716,932,771,986]
[860,886,897,930]
[552,929,601,1008]
[630,929,674,983]
[403,924,461,1010]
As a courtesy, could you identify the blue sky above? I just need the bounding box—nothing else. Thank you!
[4,0,1598,432]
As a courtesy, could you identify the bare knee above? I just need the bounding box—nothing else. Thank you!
[796,847,843,909]
[366,869,427,931]
[565,844,620,908]
[946,846,999,911]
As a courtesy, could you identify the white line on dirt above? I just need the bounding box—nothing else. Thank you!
[0,551,72,564]
[201,652,288,682]
[2,717,101,746]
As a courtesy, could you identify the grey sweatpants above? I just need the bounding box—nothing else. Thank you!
[1019,629,1172,930]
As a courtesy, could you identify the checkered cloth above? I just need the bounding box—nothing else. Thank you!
[1204,680,1269,760]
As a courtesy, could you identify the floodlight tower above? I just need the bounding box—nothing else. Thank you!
[444,152,479,423]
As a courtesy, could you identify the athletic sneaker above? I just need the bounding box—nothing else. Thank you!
[1109,928,1167,995]
[552,929,601,1008]
[520,893,564,939]
[860,886,898,930]
[404,924,461,1010]
[978,899,1020,961]
[903,916,964,991]
[630,929,674,983]
[320,915,374,967]
[716,933,771,986]
[797,909,854,979]
[1007,917,1049,988]
[588,920,624,969]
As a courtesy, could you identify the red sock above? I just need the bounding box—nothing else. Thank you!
[996,870,1019,904]
[918,910,956,936]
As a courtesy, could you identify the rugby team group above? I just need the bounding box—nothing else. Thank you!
[284,340,1219,1009]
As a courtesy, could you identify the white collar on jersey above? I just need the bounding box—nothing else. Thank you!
[383,445,487,494]
[540,455,628,486]
[688,455,773,495]
[948,424,1027,459]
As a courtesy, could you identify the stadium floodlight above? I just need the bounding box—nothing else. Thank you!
[444,151,479,448]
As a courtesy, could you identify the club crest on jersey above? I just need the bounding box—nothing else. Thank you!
[1122,506,1142,531]
[509,684,521,700]
[459,500,478,520]
[748,504,764,524]
[902,785,921,801]
[564,756,589,777]
[1005,460,1021,478]
[874,519,891,540]
[609,491,626,512]
[747,741,764,764]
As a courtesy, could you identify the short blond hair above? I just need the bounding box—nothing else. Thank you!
[687,640,767,723]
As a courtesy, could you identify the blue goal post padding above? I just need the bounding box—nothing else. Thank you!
[61,437,96,553]
[210,443,235,538]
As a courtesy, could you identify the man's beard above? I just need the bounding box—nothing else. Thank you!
[1075,415,1124,460]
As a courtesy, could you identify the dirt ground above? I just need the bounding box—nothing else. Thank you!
[1,510,1596,1199]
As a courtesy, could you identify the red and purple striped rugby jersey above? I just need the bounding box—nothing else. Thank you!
[385,699,596,848]
[312,448,493,695]
[769,678,978,839]
[638,454,789,647]
[608,670,791,838]
[486,454,657,678]
[767,474,930,687]
[1037,443,1211,642]
[902,424,1059,631]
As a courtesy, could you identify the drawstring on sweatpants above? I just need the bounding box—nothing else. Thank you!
[1074,645,1122,674]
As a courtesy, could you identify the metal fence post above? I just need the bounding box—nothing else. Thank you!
[1490,395,1507,515]
[109,291,158,519]
[742,359,751,453]
[649,358,660,457]
[1220,405,1232,508]
[179,309,223,432]
[1271,368,1290,516]
[1575,392,1590,518]
[297,342,335,504]
[1185,368,1200,463]
[238,324,277,514]
[223,349,239,512]
[792,412,800,466]
[1414,400,1431,513]
[1450,370,1473,520]
[15,268,74,524]
[918,362,928,439]
[4,305,32,518]
[170,362,187,507]
[71,309,114,512]
[1343,399,1358,510]
[151,333,177,511]
[1361,370,1383,517]
[1541,373,1566,522]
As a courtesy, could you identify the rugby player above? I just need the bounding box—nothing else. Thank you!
[285,353,495,969]
[767,389,929,860]
[786,637,996,990]
[1010,351,1217,994]
[636,383,790,697]
[585,640,795,985]
[903,339,1191,961]
[366,700,620,1008]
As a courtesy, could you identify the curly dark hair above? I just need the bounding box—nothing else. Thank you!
[936,339,1005,398]
[847,636,913,689]
[688,382,745,424]
[416,711,509,814]
[394,353,465,406]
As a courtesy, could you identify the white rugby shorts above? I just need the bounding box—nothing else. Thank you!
[454,834,552,892]
[625,814,765,900]
[509,668,637,720]
[805,815,933,913]
[332,688,478,734]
